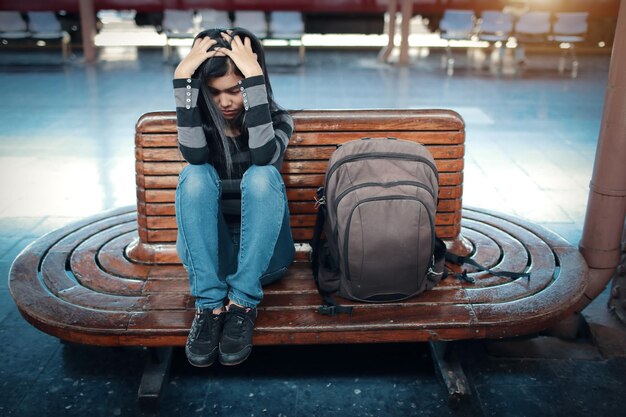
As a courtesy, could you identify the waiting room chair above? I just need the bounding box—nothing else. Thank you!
[439,9,476,75]
[233,11,268,38]
[551,12,588,78]
[513,11,550,71]
[197,9,231,30]
[268,11,305,64]
[514,11,551,41]
[0,11,29,40]
[162,9,196,62]
[477,10,513,70]
[269,11,304,39]
[26,12,71,60]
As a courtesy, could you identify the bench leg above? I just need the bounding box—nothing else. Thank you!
[137,347,173,409]
[429,341,471,409]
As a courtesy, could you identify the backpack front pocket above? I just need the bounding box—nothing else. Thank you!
[341,196,434,302]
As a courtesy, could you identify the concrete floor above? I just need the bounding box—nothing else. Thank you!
[1,44,625,416]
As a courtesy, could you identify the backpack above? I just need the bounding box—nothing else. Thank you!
[311,137,447,314]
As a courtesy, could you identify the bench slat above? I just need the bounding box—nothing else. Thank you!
[138,132,465,147]
[140,225,462,243]
[141,186,463,204]
[142,199,463,216]
[142,211,462,230]
[281,159,464,174]
[136,144,465,162]
[137,159,463,175]
[137,172,464,189]
[135,110,465,134]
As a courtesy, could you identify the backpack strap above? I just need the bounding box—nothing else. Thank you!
[311,187,353,316]
[310,187,325,280]
[445,251,531,282]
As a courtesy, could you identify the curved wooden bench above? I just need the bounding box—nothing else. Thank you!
[9,109,588,405]
[10,205,587,346]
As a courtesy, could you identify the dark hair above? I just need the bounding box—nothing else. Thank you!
[192,27,280,175]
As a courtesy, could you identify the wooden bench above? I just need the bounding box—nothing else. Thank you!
[9,109,588,407]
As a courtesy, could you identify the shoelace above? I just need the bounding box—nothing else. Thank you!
[188,310,210,341]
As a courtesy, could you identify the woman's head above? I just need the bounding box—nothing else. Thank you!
[193,28,274,123]
[192,27,277,174]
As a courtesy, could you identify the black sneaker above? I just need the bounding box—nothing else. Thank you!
[219,305,257,366]
[185,307,224,367]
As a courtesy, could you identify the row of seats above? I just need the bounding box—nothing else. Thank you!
[439,10,589,77]
[162,9,305,63]
[0,11,71,61]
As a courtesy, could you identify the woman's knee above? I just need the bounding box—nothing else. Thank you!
[178,164,220,198]
[241,165,283,197]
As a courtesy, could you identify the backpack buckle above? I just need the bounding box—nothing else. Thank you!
[427,255,444,277]
[314,187,326,208]
[317,304,353,316]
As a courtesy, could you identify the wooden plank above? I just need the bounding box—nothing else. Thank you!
[70,226,146,295]
[144,198,462,216]
[141,219,461,242]
[142,277,189,293]
[126,303,475,333]
[289,132,464,146]
[136,110,465,134]
[144,293,194,310]
[140,161,187,176]
[138,131,465,148]
[283,144,464,159]
[137,133,177,147]
[141,224,461,244]
[139,209,461,230]
[285,224,462,242]
[138,171,463,190]
[289,109,465,131]
[142,186,463,204]
[137,144,464,163]
[144,211,462,230]
[138,159,463,176]
[281,159,463,174]
[460,215,556,303]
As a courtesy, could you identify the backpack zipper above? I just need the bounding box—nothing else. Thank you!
[325,152,439,190]
[332,181,436,240]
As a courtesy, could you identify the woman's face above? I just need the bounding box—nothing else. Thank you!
[207,72,245,121]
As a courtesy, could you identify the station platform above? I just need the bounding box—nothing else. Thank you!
[0,44,624,416]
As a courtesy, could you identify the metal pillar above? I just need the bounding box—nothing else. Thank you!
[79,0,97,63]
[579,0,626,309]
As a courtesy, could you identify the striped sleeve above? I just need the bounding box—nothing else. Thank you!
[173,78,209,164]
[240,75,293,166]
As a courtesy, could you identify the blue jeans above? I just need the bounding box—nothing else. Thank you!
[175,164,295,310]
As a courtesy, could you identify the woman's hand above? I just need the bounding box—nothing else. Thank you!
[217,33,264,78]
[174,37,222,79]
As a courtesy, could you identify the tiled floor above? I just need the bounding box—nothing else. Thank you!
[1,45,624,416]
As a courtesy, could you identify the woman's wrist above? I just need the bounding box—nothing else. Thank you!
[245,69,263,78]
[174,69,193,79]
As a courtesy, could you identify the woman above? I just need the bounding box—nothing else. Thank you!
[173,28,295,367]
